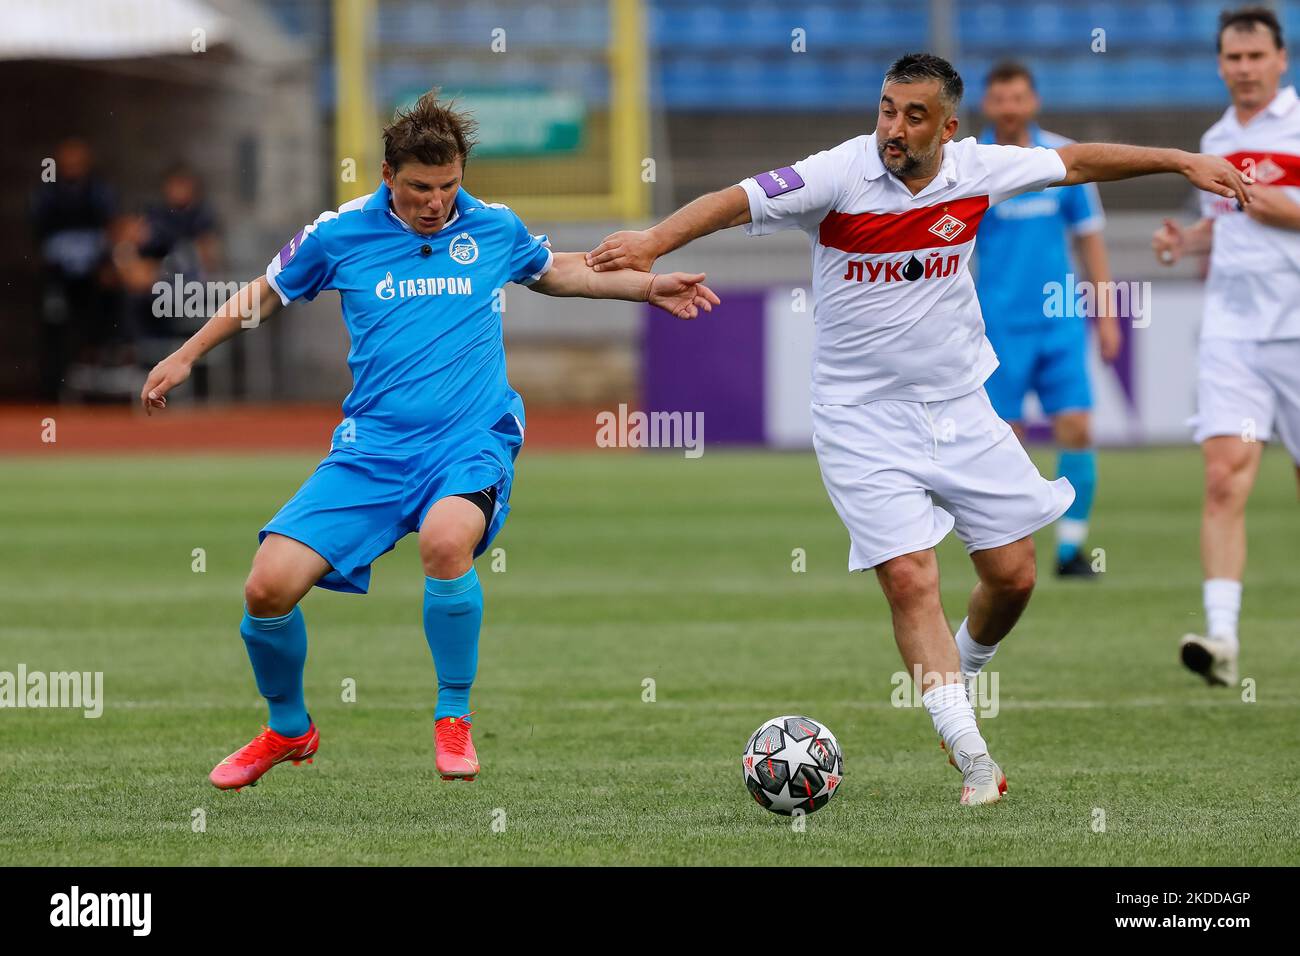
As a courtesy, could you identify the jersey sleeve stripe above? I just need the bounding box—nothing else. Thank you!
[517,247,554,285]
[1069,213,1106,236]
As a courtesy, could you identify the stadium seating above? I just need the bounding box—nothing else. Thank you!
[260,0,1300,112]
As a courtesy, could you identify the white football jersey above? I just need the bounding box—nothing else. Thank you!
[738,133,1066,404]
[1200,84,1300,341]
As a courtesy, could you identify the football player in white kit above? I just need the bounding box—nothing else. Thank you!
[590,53,1249,805]
[1154,7,1300,689]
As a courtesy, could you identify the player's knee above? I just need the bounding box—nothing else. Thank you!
[1204,455,1250,512]
[243,571,297,618]
[990,560,1037,604]
[419,529,474,579]
[875,554,940,610]
[1054,413,1091,449]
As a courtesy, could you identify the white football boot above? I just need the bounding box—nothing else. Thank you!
[958,751,1007,807]
[1179,633,1238,687]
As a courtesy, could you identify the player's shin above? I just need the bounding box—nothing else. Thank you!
[239,606,310,738]
[422,567,482,720]
[1055,449,1096,563]
[1203,578,1242,646]
[954,617,997,676]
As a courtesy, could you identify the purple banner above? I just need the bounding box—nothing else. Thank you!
[641,291,767,445]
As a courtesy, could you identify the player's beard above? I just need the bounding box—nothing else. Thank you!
[878,134,941,179]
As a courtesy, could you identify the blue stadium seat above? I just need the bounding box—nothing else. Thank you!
[959,2,1013,50]
[660,55,716,108]
[1027,3,1071,46]
[671,6,732,50]
[647,0,1247,111]
[830,55,887,107]
[850,4,927,49]
[733,4,787,49]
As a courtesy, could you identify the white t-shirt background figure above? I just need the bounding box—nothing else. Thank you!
[591,52,1250,807]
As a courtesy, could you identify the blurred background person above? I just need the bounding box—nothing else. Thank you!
[29,137,115,401]
[975,61,1120,579]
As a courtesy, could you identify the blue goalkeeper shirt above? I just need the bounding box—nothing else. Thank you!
[265,183,552,452]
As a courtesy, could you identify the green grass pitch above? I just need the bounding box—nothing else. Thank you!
[1,447,1297,866]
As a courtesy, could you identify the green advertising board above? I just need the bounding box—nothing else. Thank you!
[395,87,585,157]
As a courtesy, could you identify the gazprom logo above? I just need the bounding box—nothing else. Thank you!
[374,272,473,300]
[449,232,479,265]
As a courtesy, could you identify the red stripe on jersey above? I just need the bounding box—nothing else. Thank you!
[818,195,990,254]
[1224,151,1300,187]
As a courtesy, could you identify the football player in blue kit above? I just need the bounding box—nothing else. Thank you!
[141,91,719,789]
[976,62,1122,578]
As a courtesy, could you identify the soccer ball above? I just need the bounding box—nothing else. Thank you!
[742,715,844,815]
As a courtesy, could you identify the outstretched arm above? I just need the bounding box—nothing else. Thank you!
[531,251,720,319]
[1152,216,1214,264]
[140,275,281,414]
[585,186,752,273]
[1056,143,1251,206]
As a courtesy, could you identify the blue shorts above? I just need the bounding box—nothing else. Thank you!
[984,322,1092,422]
[260,411,524,594]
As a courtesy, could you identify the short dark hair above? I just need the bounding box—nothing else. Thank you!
[985,60,1036,91]
[884,52,964,114]
[1217,6,1284,52]
[383,88,480,172]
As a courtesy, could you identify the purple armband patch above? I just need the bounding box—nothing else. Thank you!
[754,166,806,199]
[278,229,306,268]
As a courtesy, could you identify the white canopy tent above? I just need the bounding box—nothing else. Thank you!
[0,0,231,61]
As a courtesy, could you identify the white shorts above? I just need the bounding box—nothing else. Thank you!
[1191,337,1300,463]
[812,388,1075,571]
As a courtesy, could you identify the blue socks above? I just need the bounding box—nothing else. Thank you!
[423,567,482,721]
[237,569,481,736]
[1056,448,1097,563]
[239,606,310,738]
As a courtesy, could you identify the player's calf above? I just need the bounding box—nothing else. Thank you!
[967,536,1037,648]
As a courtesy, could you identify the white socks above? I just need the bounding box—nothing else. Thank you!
[1203,578,1242,648]
[954,617,997,675]
[922,681,986,772]
[1057,517,1088,549]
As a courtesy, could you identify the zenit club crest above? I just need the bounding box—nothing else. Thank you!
[449,232,479,265]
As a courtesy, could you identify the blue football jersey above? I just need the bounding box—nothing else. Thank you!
[974,126,1105,332]
[266,183,552,451]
